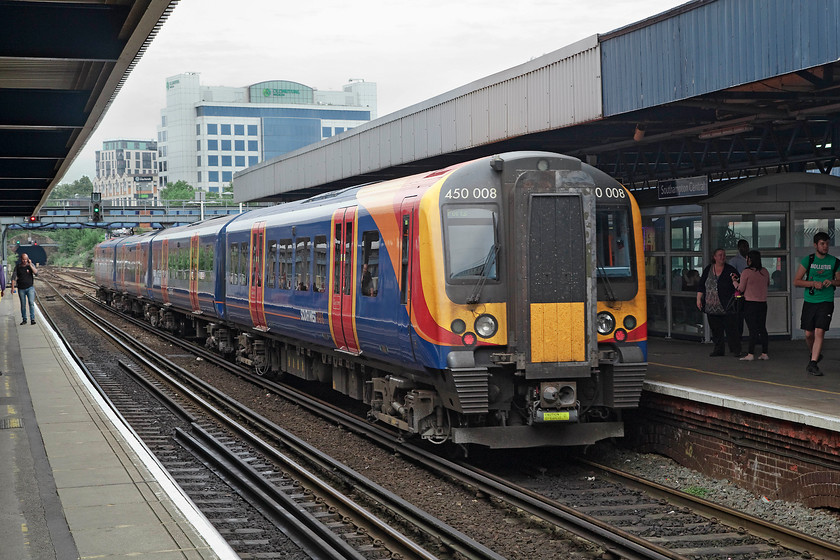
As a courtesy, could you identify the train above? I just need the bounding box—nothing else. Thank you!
[93,151,647,449]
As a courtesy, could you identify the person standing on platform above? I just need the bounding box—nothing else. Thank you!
[794,232,840,376]
[729,239,750,339]
[697,248,741,357]
[728,240,749,273]
[10,253,38,325]
[732,250,770,361]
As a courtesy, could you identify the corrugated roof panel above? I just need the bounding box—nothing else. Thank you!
[471,88,491,147]
[506,76,529,137]
[526,68,550,134]
[602,0,840,116]
[488,85,508,140]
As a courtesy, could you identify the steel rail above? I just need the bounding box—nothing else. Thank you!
[69,294,501,560]
[81,293,690,560]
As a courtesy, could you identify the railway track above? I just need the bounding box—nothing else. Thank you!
[40,277,503,560]
[42,269,840,560]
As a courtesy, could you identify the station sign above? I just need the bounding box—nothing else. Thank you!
[133,176,153,182]
[658,176,708,199]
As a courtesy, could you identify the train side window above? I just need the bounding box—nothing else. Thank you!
[278,238,293,290]
[295,237,311,291]
[315,235,328,292]
[229,242,238,285]
[333,224,342,294]
[239,242,248,285]
[267,241,277,288]
[361,230,380,297]
[400,215,410,304]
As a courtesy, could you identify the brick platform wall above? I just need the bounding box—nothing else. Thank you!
[624,391,840,508]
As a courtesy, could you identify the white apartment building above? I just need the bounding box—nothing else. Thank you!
[93,139,159,205]
[157,73,377,193]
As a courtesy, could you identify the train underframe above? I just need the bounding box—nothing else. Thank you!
[100,291,643,448]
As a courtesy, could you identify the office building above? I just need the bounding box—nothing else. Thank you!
[157,73,377,192]
[93,139,159,205]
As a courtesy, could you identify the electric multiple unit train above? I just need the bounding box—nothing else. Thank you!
[94,151,647,448]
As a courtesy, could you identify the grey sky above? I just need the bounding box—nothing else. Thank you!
[60,0,686,183]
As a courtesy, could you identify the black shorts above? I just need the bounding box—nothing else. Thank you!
[800,301,835,332]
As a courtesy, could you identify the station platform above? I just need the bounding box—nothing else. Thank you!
[0,291,237,559]
[633,336,840,507]
[644,336,840,433]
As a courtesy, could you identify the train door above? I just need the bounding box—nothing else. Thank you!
[188,233,200,313]
[330,207,360,353]
[249,221,268,330]
[161,239,170,304]
[399,197,417,360]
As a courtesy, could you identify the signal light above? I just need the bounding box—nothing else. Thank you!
[33,241,38,246]
[29,216,37,222]
[92,203,101,221]
[15,240,20,245]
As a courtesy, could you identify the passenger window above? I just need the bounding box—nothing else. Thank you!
[229,243,238,285]
[278,239,293,290]
[314,235,328,292]
[267,241,277,288]
[239,242,248,285]
[400,215,410,304]
[295,237,311,291]
[361,231,380,297]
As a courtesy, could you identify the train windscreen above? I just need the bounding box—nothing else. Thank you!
[444,205,499,281]
[596,206,638,300]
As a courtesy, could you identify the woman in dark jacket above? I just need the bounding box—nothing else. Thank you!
[696,248,741,356]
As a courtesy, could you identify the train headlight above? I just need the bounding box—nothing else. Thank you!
[474,314,498,338]
[540,382,576,408]
[623,315,637,330]
[451,319,467,334]
[597,312,616,335]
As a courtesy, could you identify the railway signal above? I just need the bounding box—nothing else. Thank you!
[92,203,101,221]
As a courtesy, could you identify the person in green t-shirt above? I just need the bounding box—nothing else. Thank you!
[794,232,840,376]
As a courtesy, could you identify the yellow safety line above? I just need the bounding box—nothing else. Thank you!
[649,361,840,396]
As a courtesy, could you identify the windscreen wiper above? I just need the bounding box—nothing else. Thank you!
[467,212,499,304]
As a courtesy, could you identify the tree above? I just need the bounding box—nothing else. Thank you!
[206,182,234,201]
[48,176,94,202]
[160,180,195,201]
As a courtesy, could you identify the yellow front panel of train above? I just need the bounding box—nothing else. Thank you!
[530,302,586,362]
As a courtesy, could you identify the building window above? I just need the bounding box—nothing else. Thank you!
[208,139,218,150]
[335,127,344,134]
[322,127,332,137]
[207,123,217,135]
[235,155,245,167]
[197,140,201,150]
[222,155,232,166]
[247,124,257,136]
[197,171,202,182]
[221,140,231,151]
[234,124,244,135]
[222,171,233,182]
[196,155,201,166]
[196,124,200,135]
[220,124,231,135]
[208,155,218,166]
[248,140,258,151]
[248,156,259,166]
[209,171,219,182]
[235,140,245,151]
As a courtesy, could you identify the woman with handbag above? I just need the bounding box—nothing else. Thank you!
[696,248,742,357]
[733,250,770,361]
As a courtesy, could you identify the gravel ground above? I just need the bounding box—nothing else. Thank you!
[589,443,840,544]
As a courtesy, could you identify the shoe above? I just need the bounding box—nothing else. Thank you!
[758,354,770,360]
[739,354,755,361]
[30,319,35,325]
[709,351,725,357]
[818,353,824,363]
[806,361,823,376]
[20,319,27,325]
